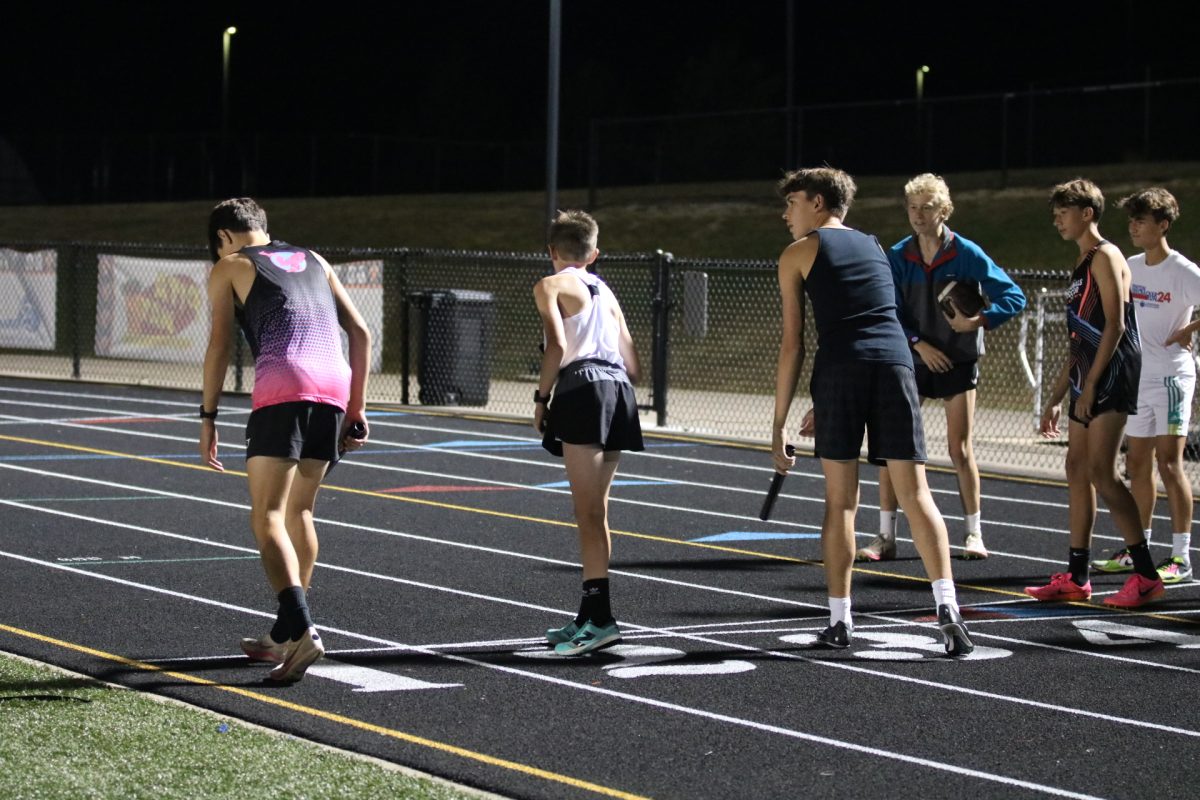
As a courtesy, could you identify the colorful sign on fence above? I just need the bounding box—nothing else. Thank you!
[95,255,210,362]
[0,248,57,351]
[331,259,384,373]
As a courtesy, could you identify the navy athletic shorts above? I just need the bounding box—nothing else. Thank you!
[245,401,345,462]
[810,361,926,466]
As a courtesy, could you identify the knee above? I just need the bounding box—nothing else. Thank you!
[946,442,973,469]
[574,503,607,531]
[1157,457,1184,483]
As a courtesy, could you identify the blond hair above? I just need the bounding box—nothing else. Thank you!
[903,173,954,219]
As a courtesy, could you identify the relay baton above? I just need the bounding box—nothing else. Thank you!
[759,444,795,521]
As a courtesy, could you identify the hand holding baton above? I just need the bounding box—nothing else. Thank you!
[759,444,795,521]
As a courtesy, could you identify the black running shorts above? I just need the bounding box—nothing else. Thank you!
[913,360,979,400]
[245,401,345,462]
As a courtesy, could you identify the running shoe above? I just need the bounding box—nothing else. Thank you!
[266,628,325,684]
[1156,556,1194,585]
[553,621,622,656]
[962,532,989,560]
[855,535,897,562]
[1102,573,1166,608]
[545,621,581,646]
[1091,547,1134,573]
[1024,572,1092,602]
[814,621,851,649]
[937,604,974,657]
[241,633,288,664]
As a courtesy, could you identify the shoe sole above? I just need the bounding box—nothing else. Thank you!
[814,637,850,650]
[241,641,286,664]
[1102,589,1166,609]
[1091,564,1134,573]
[854,551,895,562]
[961,551,988,560]
[266,637,325,684]
[939,622,974,657]
[554,633,622,657]
[1024,590,1091,602]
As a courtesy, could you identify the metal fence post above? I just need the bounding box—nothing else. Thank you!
[651,249,673,427]
[69,245,81,379]
[586,119,599,210]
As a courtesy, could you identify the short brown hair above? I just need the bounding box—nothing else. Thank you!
[547,209,599,262]
[777,167,857,218]
[208,197,268,263]
[1118,187,1180,224]
[1049,178,1104,220]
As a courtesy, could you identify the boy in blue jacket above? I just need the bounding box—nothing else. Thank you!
[857,174,1026,563]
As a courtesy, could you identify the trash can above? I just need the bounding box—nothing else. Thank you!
[411,289,494,406]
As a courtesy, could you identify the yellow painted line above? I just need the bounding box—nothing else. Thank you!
[0,622,649,800]
[4,433,1194,624]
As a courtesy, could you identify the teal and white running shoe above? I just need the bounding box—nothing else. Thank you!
[545,621,580,646]
[553,620,622,656]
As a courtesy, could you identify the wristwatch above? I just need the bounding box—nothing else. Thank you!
[199,406,219,420]
[908,335,920,347]
[533,389,551,404]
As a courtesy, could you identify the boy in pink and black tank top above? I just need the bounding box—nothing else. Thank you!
[1030,179,1165,609]
[200,198,372,683]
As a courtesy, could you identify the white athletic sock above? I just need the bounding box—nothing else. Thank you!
[879,510,897,538]
[932,579,957,613]
[1143,528,1153,544]
[1173,533,1192,562]
[965,512,981,536]
[829,596,852,629]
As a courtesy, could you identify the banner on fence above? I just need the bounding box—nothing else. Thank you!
[331,259,384,373]
[0,248,57,350]
[95,254,211,362]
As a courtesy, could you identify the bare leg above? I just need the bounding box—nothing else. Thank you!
[944,390,980,517]
[562,444,620,580]
[1125,436,1156,532]
[885,460,952,582]
[1154,435,1193,538]
[1085,413,1145,546]
[284,458,328,589]
[246,456,303,593]
[1065,421,1098,550]
[820,459,859,597]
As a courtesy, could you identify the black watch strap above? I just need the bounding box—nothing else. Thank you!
[199,405,219,420]
[533,389,551,404]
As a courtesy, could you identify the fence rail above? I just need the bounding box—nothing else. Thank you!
[3,240,1197,490]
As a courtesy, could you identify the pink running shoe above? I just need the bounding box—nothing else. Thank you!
[1025,572,1092,602]
[1102,573,1166,608]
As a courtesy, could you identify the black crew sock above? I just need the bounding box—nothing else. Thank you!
[582,578,613,627]
[277,586,314,641]
[1127,540,1158,581]
[269,609,289,644]
[1068,548,1090,587]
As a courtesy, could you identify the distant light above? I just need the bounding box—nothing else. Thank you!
[919,65,930,73]
[225,26,237,35]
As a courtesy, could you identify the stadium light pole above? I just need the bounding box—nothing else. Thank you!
[222,26,237,140]
[545,0,562,231]
[915,64,930,105]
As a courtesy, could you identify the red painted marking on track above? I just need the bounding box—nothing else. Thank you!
[69,417,171,425]
[914,608,1011,623]
[379,485,521,493]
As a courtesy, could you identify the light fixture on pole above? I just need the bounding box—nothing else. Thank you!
[222,26,237,139]
[915,64,930,105]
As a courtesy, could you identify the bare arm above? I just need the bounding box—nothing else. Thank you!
[318,254,371,448]
[533,277,566,433]
[200,259,237,470]
[613,302,640,383]
[772,239,813,472]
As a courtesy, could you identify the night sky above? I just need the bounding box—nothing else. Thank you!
[6,1,1198,145]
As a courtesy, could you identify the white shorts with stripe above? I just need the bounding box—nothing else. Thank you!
[1126,372,1195,438]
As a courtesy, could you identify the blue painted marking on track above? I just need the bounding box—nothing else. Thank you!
[536,479,679,489]
[975,605,1096,618]
[689,532,822,543]
[429,440,544,450]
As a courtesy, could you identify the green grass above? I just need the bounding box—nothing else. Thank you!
[0,651,480,800]
[4,161,1200,264]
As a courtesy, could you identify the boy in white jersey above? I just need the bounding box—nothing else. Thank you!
[1091,188,1197,583]
[533,210,643,656]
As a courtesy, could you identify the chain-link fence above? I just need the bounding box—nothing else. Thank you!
[3,241,1198,489]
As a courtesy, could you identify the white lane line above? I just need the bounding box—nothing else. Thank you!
[0,548,1142,799]
[2,460,1198,673]
[3,391,1193,552]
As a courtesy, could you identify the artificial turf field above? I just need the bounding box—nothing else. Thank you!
[1,377,1197,800]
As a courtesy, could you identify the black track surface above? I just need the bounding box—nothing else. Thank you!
[1,377,1197,800]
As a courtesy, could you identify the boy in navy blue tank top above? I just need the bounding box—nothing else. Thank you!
[770,167,973,656]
